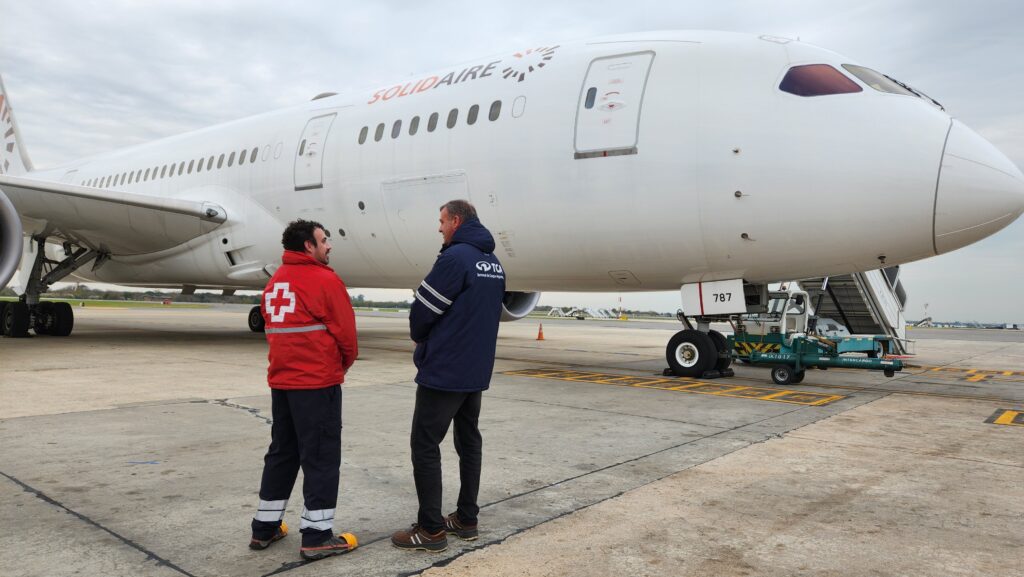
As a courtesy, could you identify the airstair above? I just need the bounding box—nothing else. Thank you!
[800,266,912,354]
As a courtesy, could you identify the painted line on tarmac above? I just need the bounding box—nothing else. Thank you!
[505,369,846,406]
[984,408,1024,427]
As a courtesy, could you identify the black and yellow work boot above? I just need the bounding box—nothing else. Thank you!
[443,513,479,541]
[249,521,288,550]
[391,524,448,552]
[299,532,358,561]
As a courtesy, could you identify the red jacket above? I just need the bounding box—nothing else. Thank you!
[262,251,358,389]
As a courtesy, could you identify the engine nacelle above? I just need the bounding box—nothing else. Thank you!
[0,188,22,290]
[501,291,541,322]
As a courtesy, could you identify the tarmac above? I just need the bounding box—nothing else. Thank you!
[1,306,1021,577]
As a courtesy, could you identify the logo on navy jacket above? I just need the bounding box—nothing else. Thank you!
[475,261,505,279]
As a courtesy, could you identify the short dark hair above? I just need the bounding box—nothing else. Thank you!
[440,199,477,221]
[282,219,327,251]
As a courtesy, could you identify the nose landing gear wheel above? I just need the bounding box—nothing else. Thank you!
[706,329,733,371]
[666,330,716,377]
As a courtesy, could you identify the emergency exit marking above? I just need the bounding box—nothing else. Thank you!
[505,368,844,406]
[984,408,1024,427]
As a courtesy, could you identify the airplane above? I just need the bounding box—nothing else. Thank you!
[2,30,1023,378]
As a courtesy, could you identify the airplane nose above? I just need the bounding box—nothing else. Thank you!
[934,120,1024,254]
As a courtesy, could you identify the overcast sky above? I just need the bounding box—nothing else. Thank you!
[2,1,1022,322]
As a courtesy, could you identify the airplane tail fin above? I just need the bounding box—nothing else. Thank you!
[0,74,34,176]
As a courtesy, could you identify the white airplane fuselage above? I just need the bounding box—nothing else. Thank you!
[15,31,1024,294]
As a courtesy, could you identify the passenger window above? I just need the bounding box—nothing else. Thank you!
[128,172,135,184]
[250,147,258,163]
[228,151,236,167]
[391,119,402,139]
[298,140,306,156]
[160,165,168,178]
[217,154,225,169]
[177,163,185,175]
[196,158,203,173]
[467,104,479,125]
[359,126,368,144]
[409,116,420,135]
[447,108,458,129]
[208,156,215,170]
[779,64,862,97]
[238,149,247,165]
[428,112,439,132]
[144,168,151,181]
[136,169,143,182]
[584,87,597,109]
[374,123,385,142]
[489,100,501,121]
[187,159,195,173]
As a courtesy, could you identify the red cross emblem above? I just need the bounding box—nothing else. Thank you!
[264,282,296,322]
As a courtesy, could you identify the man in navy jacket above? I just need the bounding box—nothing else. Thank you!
[391,200,505,552]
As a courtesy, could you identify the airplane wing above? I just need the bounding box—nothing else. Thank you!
[0,174,226,255]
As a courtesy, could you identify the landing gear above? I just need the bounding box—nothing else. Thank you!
[666,329,716,377]
[1,236,99,338]
[2,302,30,337]
[707,330,733,371]
[248,305,265,333]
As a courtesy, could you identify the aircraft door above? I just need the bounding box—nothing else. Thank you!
[295,113,336,190]
[574,51,654,158]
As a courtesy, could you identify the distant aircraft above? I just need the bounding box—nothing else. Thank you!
[2,31,1022,376]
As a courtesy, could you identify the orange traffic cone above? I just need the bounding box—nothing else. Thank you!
[536,323,545,341]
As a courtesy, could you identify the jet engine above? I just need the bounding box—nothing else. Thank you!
[0,188,22,290]
[501,291,541,322]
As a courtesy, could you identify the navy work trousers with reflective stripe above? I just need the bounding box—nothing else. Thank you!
[411,385,483,533]
[252,385,341,546]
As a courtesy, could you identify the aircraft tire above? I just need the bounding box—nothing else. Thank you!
[33,302,55,335]
[707,330,733,371]
[51,302,74,337]
[248,305,265,333]
[3,302,31,338]
[771,364,794,386]
[666,330,715,377]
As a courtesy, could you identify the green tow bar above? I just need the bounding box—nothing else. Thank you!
[750,351,903,373]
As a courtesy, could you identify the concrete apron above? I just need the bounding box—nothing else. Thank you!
[0,308,1021,577]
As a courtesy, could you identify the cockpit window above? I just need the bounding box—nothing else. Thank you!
[779,64,863,97]
[842,64,944,110]
[841,64,915,96]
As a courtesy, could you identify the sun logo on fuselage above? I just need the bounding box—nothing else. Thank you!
[502,46,558,83]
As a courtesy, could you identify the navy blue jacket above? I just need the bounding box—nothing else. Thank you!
[410,217,505,392]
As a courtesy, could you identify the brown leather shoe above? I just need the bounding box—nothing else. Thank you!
[391,524,448,552]
[443,513,479,540]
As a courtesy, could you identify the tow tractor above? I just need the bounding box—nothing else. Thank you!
[665,280,903,385]
[730,287,903,385]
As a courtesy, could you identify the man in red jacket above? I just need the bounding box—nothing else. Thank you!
[249,219,359,561]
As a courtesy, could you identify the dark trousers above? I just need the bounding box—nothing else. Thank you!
[411,385,483,533]
[252,385,341,546]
